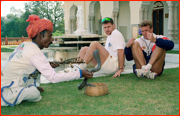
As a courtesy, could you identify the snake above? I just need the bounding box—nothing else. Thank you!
[78,49,101,90]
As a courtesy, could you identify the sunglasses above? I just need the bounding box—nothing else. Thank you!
[101,18,112,23]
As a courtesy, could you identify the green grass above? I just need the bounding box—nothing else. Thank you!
[1,68,179,115]
[1,48,15,52]
[1,45,179,54]
[166,50,179,54]
[1,45,18,48]
[1,45,18,52]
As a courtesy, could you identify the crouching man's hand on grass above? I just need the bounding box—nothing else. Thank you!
[81,69,93,79]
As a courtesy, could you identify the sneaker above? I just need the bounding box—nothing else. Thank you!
[146,71,157,79]
[134,69,148,77]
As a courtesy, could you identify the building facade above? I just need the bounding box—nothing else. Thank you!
[64,1,179,45]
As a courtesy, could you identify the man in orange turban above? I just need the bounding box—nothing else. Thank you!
[26,15,53,39]
[1,15,93,107]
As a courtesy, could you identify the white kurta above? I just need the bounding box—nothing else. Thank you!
[1,42,82,106]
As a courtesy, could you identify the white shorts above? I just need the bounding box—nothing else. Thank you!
[93,55,118,77]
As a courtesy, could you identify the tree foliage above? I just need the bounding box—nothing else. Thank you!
[1,13,29,37]
[1,1,65,37]
[25,1,64,32]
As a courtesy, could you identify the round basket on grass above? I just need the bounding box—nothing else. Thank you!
[84,82,109,96]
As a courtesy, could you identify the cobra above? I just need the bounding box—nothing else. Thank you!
[78,49,101,90]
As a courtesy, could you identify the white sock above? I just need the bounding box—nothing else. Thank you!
[142,65,146,70]
[78,63,87,69]
[145,64,152,71]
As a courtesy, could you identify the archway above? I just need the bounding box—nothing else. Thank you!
[152,1,164,35]
[89,1,101,34]
[69,4,77,34]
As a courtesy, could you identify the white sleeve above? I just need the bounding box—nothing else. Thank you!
[111,31,125,50]
[29,52,82,83]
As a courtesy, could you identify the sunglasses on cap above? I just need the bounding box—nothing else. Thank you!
[101,17,112,23]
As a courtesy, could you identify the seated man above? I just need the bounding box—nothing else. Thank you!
[77,17,125,77]
[1,15,93,107]
[125,20,174,79]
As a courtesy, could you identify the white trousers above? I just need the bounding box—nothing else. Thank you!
[1,86,41,106]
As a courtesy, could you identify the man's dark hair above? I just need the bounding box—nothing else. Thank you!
[140,20,153,29]
[32,30,46,40]
[101,17,114,25]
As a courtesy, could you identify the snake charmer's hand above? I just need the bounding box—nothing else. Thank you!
[147,32,156,42]
[81,69,93,79]
[49,62,59,68]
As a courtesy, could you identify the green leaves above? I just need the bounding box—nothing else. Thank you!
[1,1,65,37]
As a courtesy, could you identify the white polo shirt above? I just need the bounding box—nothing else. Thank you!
[105,29,125,57]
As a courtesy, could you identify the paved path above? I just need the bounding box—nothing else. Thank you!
[1,52,179,83]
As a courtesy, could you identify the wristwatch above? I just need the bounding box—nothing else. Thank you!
[118,65,125,70]
[118,67,123,70]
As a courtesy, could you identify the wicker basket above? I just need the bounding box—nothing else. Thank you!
[84,82,109,96]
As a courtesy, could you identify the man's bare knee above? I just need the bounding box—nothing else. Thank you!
[90,41,99,46]
[80,46,89,52]
[81,46,89,50]
[132,42,140,49]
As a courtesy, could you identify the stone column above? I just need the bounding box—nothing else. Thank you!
[90,16,95,34]
[88,16,91,34]
[73,19,76,33]
[114,12,119,29]
[139,8,144,23]
[144,8,148,20]
[111,13,115,23]
[91,16,95,34]
[174,4,179,40]
[71,19,75,33]
[69,19,72,34]
[167,2,174,40]
[98,19,102,35]
[90,17,93,34]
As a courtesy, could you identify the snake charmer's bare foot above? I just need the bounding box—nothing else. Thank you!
[37,87,44,93]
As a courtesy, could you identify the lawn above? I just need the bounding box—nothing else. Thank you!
[1,45,179,54]
[166,50,179,54]
[1,68,179,115]
[1,45,18,52]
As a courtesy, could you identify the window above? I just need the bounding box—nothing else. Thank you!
[154,1,164,8]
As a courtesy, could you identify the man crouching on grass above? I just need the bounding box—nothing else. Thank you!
[1,15,93,107]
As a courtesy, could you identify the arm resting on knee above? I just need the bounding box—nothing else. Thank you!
[156,38,174,50]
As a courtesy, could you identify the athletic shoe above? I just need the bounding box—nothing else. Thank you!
[134,69,148,77]
[146,71,157,79]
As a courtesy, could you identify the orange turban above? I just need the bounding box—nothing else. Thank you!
[26,15,53,39]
